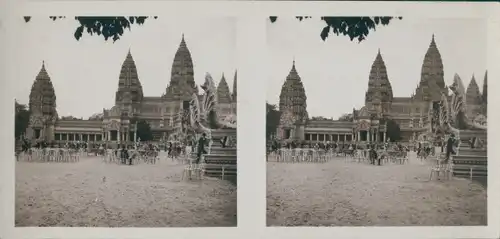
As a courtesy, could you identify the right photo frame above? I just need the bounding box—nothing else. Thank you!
[265,16,488,227]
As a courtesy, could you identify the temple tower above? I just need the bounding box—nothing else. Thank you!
[482,71,487,115]
[217,73,232,104]
[231,70,237,114]
[167,34,198,111]
[414,34,447,103]
[466,74,482,118]
[216,73,232,118]
[27,61,58,141]
[365,49,393,116]
[278,60,308,140]
[115,49,144,116]
[413,34,447,131]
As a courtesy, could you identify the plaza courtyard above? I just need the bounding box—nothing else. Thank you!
[15,153,237,227]
[266,153,487,226]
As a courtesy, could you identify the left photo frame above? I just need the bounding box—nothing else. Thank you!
[12,16,238,227]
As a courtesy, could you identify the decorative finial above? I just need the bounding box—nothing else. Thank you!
[378,48,381,55]
[182,33,185,41]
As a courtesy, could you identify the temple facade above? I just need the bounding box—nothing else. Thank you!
[276,35,487,143]
[25,35,237,145]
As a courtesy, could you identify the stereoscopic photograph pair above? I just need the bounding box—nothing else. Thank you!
[9,14,489,231]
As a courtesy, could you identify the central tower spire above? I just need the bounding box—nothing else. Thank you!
[169,34,197,101]
[415,34,446,102]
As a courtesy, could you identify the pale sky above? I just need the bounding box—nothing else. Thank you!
[13,16,237,118]
[266,17,488,119]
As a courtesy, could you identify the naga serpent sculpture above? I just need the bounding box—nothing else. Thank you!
[425,74,487,143]
[438,92,460,138]
[189,73,237,143]
[448,74,487,130]
[189,73,217,141]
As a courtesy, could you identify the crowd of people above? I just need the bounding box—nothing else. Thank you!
[16,132,219,166]
[266,133,467,165]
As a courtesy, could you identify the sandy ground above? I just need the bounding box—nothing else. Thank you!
[16,155,237,227]
[267,154,487,226]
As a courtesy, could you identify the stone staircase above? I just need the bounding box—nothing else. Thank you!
[452,130,487,180]
[458,130,487,146]
[202,129,237,181]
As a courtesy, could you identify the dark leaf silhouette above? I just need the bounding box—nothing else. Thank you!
[74,25,84,40]
[296,16,311,21]
[269,16,402,42]
[320,26,330,41]
[24,16,157,42]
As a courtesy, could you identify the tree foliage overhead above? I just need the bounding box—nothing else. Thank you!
[24,16,400,43]
[269,16,402,42]
[266,103,281,141]
[385,118,402,142]
[15,101,31,140]
[24,16,157,42]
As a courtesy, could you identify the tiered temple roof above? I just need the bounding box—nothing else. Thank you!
[29,61,58,118]
[279,60,308,122]
[115,49,144,105]
[232,70,237,101]
[168,34,198,101]
[482,71,487,106]
[414,34,447,102]
[365,49,393,114]
[466,74,482,106]
[217,74,232,104]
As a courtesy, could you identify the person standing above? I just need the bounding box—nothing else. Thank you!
[167,141,173,158]
[196,133,208,164]
[445,134,455,163]
[220,136,228,148]
[369,144,378,165]
[120,144,129,165]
